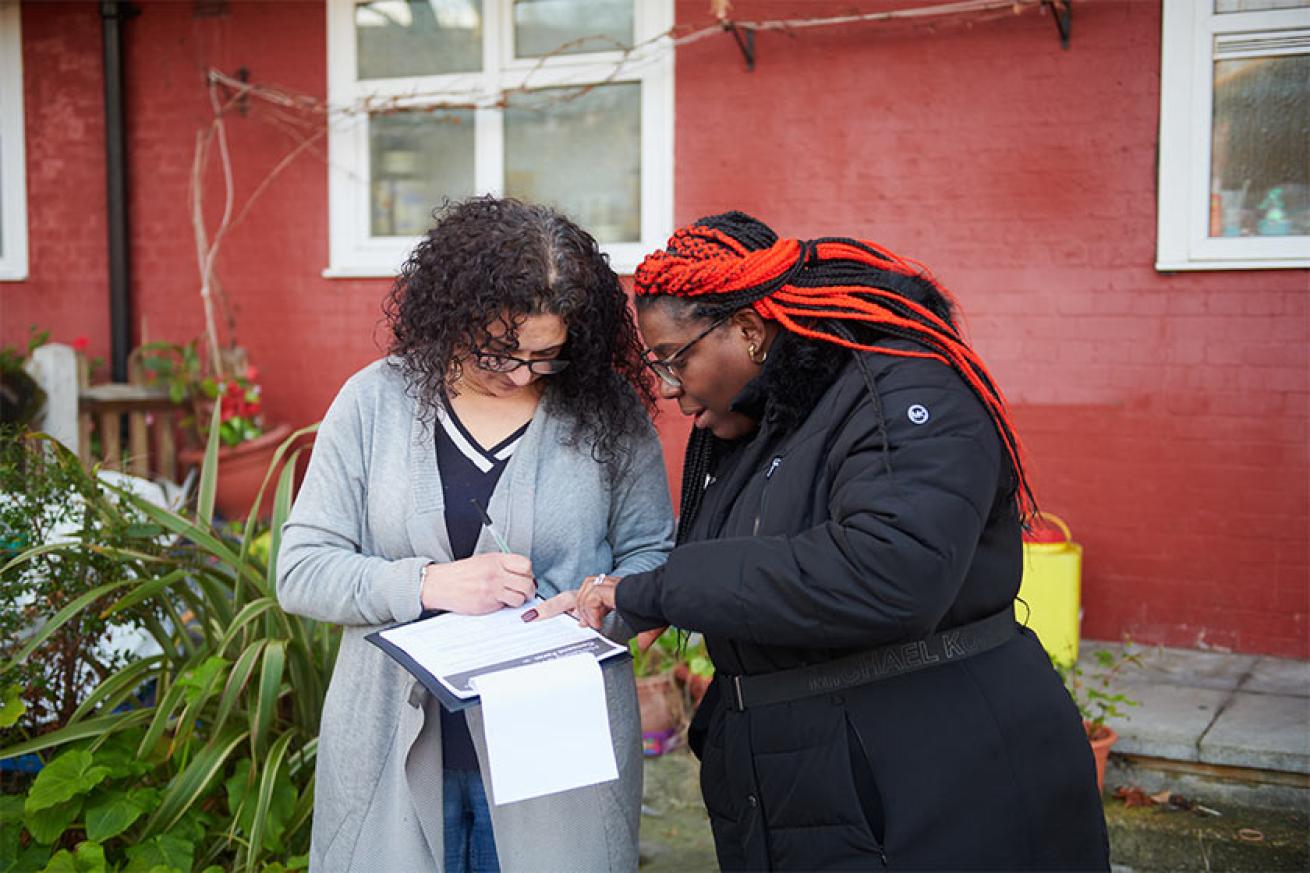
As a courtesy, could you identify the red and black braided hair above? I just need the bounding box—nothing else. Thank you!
[634,211,1037,534]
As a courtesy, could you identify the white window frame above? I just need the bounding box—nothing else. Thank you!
[325,0,673,278]
[1157,0,1310,270]
[0,0,28,282]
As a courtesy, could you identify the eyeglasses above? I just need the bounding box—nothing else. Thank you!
[641,317,728,388]
[473,352,571,375]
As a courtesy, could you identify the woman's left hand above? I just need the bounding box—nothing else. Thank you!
[575,575,620,630]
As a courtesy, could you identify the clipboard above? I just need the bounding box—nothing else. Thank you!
[367,623,480,712]
[365,602,630,713]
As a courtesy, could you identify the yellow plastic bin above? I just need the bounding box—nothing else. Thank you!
[1016,514,1082,667]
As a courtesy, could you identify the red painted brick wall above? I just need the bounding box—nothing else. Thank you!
[668,0,1308,658]
[5,1,1306,657]
[2,3,108,358]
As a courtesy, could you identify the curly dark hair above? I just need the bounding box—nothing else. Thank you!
[383,196,656,467]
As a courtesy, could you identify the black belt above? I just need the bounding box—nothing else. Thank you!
[722,608,1019,711]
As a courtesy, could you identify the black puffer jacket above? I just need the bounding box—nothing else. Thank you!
[618,335,1109,871]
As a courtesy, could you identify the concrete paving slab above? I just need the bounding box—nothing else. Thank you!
[1105,683,1229,762]
[1082,639,1257,693]
[1200,691,1310,774]
[1242,656,1310,697]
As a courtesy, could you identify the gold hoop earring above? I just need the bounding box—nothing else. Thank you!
[448,359,463,382]
[748,343,767,365]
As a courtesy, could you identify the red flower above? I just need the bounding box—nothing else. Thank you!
[71,336,90,352]
[245,365,259,382]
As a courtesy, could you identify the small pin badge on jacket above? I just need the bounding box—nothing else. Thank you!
[907,404,930,425]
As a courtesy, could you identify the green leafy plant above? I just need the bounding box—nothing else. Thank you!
[1056,643,1142,739]
[628,628,682,678]
[0,429,164,741]
[0,407,324,872]
[683,634,714,680]
[0,325,49,376]
[628,630,715,680]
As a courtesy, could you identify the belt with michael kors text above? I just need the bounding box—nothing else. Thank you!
[721,608,1020,712]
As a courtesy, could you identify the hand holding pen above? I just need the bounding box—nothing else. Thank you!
[416,500,536,615]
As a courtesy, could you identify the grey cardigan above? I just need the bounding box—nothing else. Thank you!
[277,359,674,873]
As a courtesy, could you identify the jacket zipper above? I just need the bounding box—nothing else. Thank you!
[752,455,784,535]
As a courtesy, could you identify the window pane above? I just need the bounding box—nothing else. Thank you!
[1209,54,1310,236]
[355,0,482,79]
[1215,1,1309,13]
[513,0,633,57]
[504,84,640,243]
[370,109,476,237]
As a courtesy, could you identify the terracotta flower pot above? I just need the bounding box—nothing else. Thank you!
[179,423,293,520]
[1086,721,1118,791]
[635,673,683,735]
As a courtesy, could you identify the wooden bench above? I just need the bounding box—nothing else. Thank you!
[77,382,182,481]
[26,343,188,482]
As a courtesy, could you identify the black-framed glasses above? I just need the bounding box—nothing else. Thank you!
[473,352,571,375]
[641,317,729,388]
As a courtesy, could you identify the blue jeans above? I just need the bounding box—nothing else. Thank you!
[443,769,500,873]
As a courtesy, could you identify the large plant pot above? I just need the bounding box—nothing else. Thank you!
[1086,722,1118,791]
[179,423,293,520]
[635,673,684,756]
[636,673,681,733]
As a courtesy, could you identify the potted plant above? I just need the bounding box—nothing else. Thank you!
[138,340,292,520]
[133,101,300,522]
[630,631,686,757]
[1056,644,1141,791]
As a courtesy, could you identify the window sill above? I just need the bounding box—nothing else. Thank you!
[1155,258,1310,272]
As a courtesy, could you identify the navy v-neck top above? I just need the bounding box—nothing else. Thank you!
[434,402,529,770]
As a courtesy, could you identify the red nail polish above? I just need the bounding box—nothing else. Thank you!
[521,609,539,622]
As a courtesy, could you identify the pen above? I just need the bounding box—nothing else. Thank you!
[470,498,546,606]
[470,498,511,554]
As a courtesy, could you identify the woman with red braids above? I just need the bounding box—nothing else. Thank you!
[536,211,1108,870]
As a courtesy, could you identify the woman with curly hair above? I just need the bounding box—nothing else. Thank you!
[277,197,674,873]
[550,211,1109,870]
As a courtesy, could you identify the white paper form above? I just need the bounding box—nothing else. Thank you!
[376,601,626,700]
[472,654,619,805]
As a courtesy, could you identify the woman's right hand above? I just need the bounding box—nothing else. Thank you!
[420,553,536,614]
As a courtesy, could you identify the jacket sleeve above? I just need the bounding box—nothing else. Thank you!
[617,364,1005,649]
[607,422,676,579]
[276,375,428,627]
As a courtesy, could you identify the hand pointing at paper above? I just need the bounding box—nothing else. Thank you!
[527,577,665,652]
[526,574,615,626]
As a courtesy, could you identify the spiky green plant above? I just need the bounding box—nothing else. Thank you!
[0,405,327,873]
